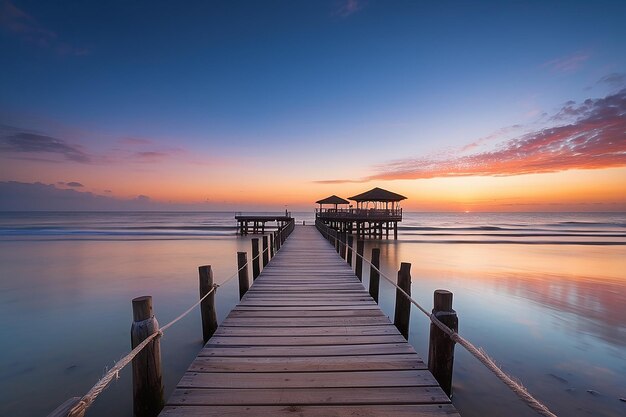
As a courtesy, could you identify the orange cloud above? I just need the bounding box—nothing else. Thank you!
[318,89,626,184]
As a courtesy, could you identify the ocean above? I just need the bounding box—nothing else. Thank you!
[0,211,624,417]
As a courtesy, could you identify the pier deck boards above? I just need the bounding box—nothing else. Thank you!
[161,226,460,417]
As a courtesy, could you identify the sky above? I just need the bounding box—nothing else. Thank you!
[0,0,625,211]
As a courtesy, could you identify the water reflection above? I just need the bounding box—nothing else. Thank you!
[363,239,626,417]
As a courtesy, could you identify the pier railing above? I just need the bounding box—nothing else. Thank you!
[314,219,558,417]
[48,220,296,417]
[315,207,402,220]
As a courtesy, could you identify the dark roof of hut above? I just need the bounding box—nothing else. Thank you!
[315,195,350,205]
[348,187,407,202]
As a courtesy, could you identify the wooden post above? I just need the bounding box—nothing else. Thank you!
[269,232,275,257]
[355,240,364,281]
[339,232,346,259]
[393,262,411,339]
[334,230,340,253]
[369,248,380,303]
[251,238,260,280]
[199,265,218,343]
[131,296,164,417]
[347,235,354,266]
[394,221,398,239]
[428,290,458,397]
[237,252,250,299]
[262,235,269,267]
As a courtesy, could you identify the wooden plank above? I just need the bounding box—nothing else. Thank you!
[178,370,438,388]
[206,334,406,346]
[166,386,451,406]
[226,309,385,318]
[161,404,461,417]
[199,343,416,357]
[213,325,400,337]
[233,304,380,311]
[220,316,391,327]
[187,354,427,373]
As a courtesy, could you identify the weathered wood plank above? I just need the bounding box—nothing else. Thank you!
[199,343,416,357]
[206,334,406,346]
[161,404,461,417]
[220,316,391,327]
[166,386,451,406]
[213,324,399,337]
[187,354,427,373]
[179,370,438,388]
[227,309,385,318]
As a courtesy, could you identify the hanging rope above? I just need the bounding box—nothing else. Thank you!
[317,221,558,417]
[57,236,281,417]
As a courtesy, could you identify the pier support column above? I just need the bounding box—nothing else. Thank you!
[251,238,260,279]
[347,235,354,266]
[428,290,458,397]
[131,296,164,417]
[355,240,364,281]
[199,265,218,343]
[237,252,250,299]
[369,248,380,303]
[393,263,411,339]
[262,235,269,267]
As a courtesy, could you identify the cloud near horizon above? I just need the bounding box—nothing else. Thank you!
[316,88,626,184]
[0,125,186,165]
[0,130,91,162]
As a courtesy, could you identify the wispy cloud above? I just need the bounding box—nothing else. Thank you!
[597,72,625,88]
[542,52,590,73]
[118,137,154,146]
[65,181,83,187]
[0,124,188,165]
[332,0,363,17]
[316,89,626,183]
[0,0,88,55]
[0,130,91,162]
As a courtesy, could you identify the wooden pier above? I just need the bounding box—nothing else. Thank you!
[235,214,293,235]
[161,226,459,417]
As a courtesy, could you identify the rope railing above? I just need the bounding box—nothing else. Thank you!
[49,231,282,417]
[315,220,558,417]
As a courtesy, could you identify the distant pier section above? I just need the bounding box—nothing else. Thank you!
[235,213,293,235]
[316,187,406,239]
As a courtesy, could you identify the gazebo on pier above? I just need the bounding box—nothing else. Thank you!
[315,187,406,239]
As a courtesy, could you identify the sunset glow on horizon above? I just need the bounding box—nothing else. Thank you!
[1,1,625,212]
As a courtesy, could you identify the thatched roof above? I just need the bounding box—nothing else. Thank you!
[348,187,407,202]
[315,195,350,205]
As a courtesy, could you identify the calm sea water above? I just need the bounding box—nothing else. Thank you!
[0,211,624,417]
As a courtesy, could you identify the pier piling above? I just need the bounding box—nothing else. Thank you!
[347,235,354,266]
[355,239,364,281]
[199,265,218,343]
[428,290,458,397]
[262,235,269,267]
[369,248,380,303]
[131,296,164,417]
[394,263,412,339]
[237,252,250,299]
[251,238,260,280]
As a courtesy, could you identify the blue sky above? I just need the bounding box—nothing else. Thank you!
[1,0,625,210]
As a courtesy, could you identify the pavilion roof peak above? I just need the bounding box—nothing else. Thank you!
[315,195,350,205]
[348,187,407,202]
